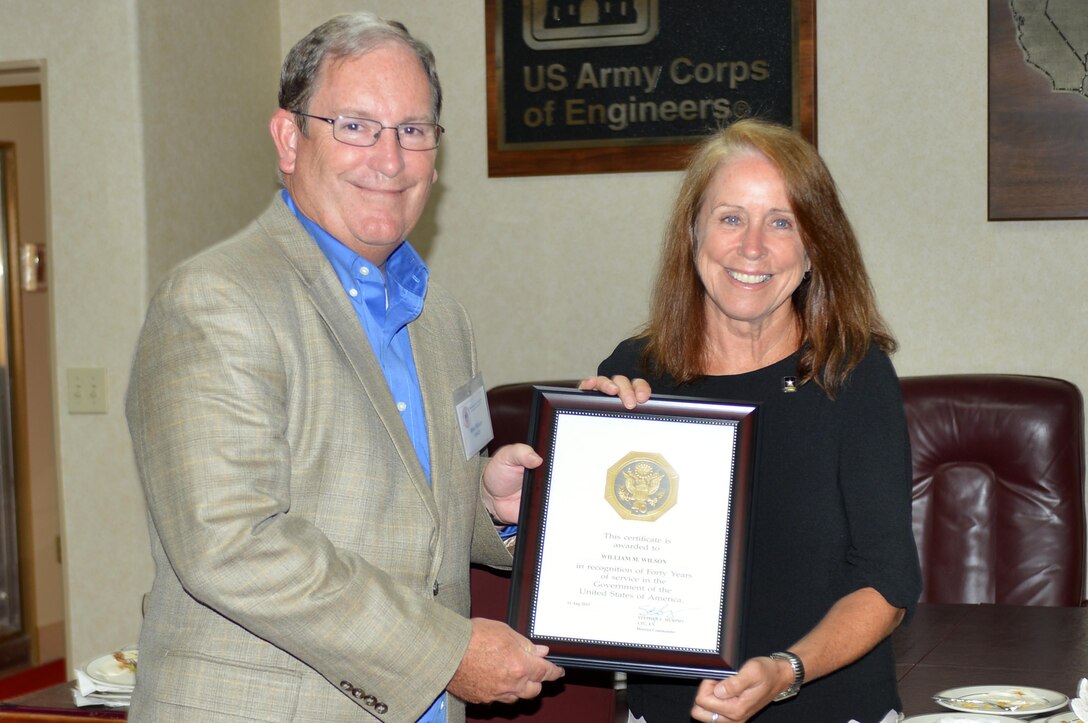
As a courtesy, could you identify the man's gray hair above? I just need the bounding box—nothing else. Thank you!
[279,12,442,128]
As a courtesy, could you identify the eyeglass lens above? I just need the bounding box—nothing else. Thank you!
[333,117,440,150]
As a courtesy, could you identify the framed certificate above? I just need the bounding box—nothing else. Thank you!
[508,387,757,679]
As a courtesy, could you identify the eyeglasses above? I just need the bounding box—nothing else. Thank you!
[293,112,444,151]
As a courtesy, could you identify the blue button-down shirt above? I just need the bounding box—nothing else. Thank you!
[285,191,446,722]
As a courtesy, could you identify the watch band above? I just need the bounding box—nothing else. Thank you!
[769,650,805,701]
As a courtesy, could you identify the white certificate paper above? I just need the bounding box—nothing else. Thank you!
[530,411,736,654]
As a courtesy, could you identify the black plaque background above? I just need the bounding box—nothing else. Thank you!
[487,0,815,176]
[502,1,793,145]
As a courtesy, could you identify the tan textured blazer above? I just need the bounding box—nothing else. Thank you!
[125,196,511,722]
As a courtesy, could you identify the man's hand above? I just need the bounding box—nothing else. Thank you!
[447,618,564,704]
[482,443,542,525]
[579,375,652,409]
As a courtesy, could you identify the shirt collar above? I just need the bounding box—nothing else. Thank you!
[281,189,429,318]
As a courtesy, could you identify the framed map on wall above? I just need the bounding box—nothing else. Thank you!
[989,0,1088,220]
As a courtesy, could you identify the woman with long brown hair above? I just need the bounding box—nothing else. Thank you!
[585,119,921,722]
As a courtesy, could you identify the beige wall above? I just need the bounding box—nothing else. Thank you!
[282,2,1088,391]
[137,0,280,288]
[0,0,1084,673]
[817,4,1087,387]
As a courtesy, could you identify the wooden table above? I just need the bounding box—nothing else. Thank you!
[0,603,1085,721]
[0,683,125,721]
[893,602,1088,716]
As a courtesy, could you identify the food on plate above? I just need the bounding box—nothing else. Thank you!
[948,688,1045,711]
[112,649,137,674]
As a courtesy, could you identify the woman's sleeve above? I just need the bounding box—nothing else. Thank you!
[837,348,923,612]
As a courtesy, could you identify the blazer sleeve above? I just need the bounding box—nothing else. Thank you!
[836,348,922,611]
[471,482,514,570]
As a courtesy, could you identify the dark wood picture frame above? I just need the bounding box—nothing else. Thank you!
[508,386,757,678]
[988,0,1088,220]
[486,0,816,177]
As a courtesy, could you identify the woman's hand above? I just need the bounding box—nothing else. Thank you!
[691,657,790,722]
[578,375,651,409]
[690,588,905,721]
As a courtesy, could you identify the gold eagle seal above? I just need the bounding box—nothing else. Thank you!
[605,452,677,521]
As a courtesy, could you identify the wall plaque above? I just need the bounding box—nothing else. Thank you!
[486,0,815,177]
[989,0,1088,220]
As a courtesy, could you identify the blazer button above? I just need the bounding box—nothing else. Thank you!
[339,681,353,692]
[376,702,389,714]
[432,581,440,596]
[363,695,377,707]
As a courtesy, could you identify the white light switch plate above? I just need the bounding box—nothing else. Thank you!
[67,368,108,414]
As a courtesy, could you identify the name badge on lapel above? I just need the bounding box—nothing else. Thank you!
[454,373,494,459]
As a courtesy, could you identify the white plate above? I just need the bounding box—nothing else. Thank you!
[934,685,1069,715]
[903,715,1027,723]
[1037,714,1084,723]
[83,650,137,688]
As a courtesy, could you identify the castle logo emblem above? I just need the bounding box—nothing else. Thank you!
[523,0,660,50]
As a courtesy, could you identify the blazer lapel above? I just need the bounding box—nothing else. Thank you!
[258,198,438,518]
[409,308,459,526]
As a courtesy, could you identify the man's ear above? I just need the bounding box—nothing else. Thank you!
[270,109,300,175]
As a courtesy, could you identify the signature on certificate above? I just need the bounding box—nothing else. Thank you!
[637,603,694,624]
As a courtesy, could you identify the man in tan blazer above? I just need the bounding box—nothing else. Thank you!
[125,13,563,722]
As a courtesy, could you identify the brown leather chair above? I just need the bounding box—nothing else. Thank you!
[902,374,1086,606]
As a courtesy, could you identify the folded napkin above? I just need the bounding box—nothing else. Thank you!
[847,709,901,723]
[72,668,131,707]
[1071,677,1088,721]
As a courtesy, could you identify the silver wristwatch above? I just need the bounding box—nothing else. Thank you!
[769,651,805,701]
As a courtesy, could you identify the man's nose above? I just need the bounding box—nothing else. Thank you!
[367,129,405,176]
